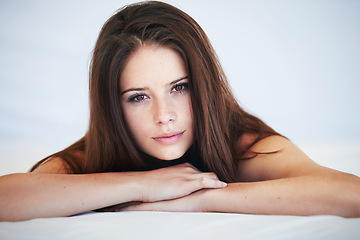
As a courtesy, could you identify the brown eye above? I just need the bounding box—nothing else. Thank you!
[135,95,145,101]
[171,82,189,93]
[175,85,184,91]
[128,94,148,102]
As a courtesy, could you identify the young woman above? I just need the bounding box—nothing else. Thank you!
[0,1,359,221]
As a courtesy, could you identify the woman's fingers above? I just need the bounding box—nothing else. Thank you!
[174,164,226,190]
[189,172,219,181]
[191,176,227,190]
[175,163,220,181]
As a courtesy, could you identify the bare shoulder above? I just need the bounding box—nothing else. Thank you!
[236,134,329,182]
[32,157,71,174]
[237,133,291,153]
[32,151,85,174]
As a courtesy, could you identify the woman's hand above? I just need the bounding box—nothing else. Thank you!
[121,189,210,212]
[138,163,227,203]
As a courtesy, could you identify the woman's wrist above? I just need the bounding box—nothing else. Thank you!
[123,171,149,202]
[201,183,244,213]
[104,171,145,203]
[200,187,228,212]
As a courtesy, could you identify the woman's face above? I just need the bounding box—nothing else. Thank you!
[120,45,193,160]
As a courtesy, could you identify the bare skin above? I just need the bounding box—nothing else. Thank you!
[0,160,226,221]
[122,135,360,217]
[1,134,359,221]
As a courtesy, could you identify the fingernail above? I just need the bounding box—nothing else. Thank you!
[222,182,227,187]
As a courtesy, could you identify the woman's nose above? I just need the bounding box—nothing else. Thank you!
[153,99,176,124]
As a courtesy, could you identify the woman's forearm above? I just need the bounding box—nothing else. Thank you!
[0,172,141,221]
[0,163,226,221]
[203,172,360,217]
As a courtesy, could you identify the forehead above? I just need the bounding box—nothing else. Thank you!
[120,45,187,89]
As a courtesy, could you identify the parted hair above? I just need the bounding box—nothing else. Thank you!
[31,1,278,182]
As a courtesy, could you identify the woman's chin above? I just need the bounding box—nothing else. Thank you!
[150,149,186,161]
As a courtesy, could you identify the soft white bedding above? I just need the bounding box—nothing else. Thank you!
[1,140,359,239]
[1,211,359,240]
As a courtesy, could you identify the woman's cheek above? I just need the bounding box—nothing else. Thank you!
[124,105,151,138]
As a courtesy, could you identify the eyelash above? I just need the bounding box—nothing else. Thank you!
[127,82,189,103]
[128,94,148,103]
[171,82,189,94]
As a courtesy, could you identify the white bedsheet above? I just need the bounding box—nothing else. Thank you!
[1,211,359,240]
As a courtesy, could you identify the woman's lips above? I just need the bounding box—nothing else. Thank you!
[153,131,185,144]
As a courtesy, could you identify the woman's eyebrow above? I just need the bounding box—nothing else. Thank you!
[121,76,188,95]
[121,87,149,95]
[169,76,188,85]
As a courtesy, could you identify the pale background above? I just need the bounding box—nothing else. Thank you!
[1,0,359,176]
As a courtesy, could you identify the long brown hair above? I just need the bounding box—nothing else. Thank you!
[31,1,278,182]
